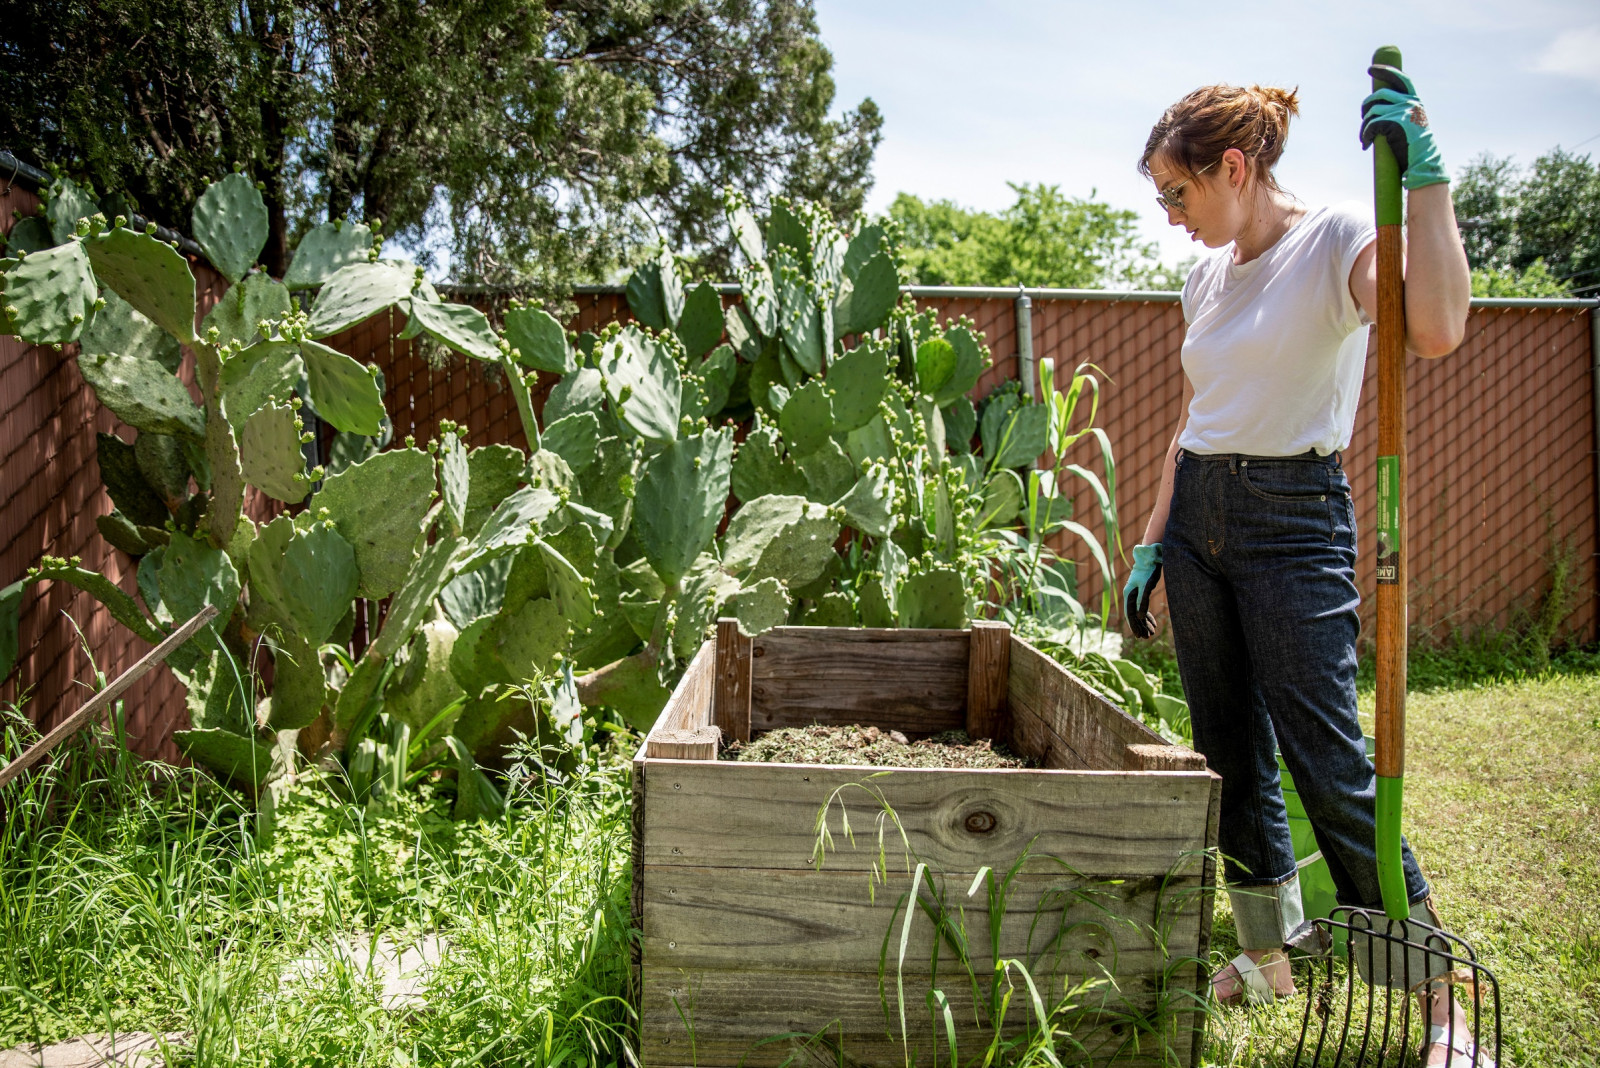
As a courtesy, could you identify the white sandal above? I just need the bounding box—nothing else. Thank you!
[1215,951,1289,1006]
[1426,1022,1496,1068]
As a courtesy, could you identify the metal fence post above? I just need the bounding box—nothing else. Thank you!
[1015,289,1034,401]
[1592,305,1600,641]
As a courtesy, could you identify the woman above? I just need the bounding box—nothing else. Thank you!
[1121,76,1485,1066]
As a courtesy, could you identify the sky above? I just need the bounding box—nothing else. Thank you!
[811,0,1600,267]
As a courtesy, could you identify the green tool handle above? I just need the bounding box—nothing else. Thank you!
[1370,43,1410,921]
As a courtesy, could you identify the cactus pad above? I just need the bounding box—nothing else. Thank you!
[312,446,437,599]
[778,379,833,457]
[625,249,683,331]
[798,437,855,505]
[631,428,733,586]
[174,727,277,787]
[835,465,896,536]
[132,430,190,506]
[179,647,253,734]
[97,432,170,527]
[218,339,303,430]
[988,402,1049,471]
[239,402,308,503]
[676,282,725,358]
[721,494,838,588]
[266,630,328,730]
[767,200,811,262]
[81,288,182,373]
[3,240,98,344]
[191,174,269,283]
[300,339,386,435]
[371,534,465,659]
[45,176,98,246]
[77,352,206,438]
[463,445,528,539]
[723,576,790,637]
[730,419,806,501]
[544,366,604,423]
[731,200,765,266]
[835,250,898,339]
[204,406,246,548]
[386,619,464,732]
[466,485,561,563]
[158,530,241,625]
[306,261,413,338]
[96,511,154,556]
[504,304,575,373]
[600,327,681,445]
[408,299,501,363]
[83,226,198,344]
[283,220,373,290]
[942,395,977,453]
[201,271,291,349]
[279,522,360,644]
[824,342,889,432]
[437,431,469,534]
[776,258,823,374]
[542,412,599,477]
[536,537,595,630]
[897,565,968,629]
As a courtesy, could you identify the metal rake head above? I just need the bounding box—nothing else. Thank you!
[1292,906,1501,1067]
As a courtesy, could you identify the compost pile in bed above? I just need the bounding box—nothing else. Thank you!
[722,724,1033,769]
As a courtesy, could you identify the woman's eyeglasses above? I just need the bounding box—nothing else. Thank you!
[1155,159,1218,213]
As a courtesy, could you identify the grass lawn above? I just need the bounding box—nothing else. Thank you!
[1206,668,1600,1067]
[2,659,1596,1066]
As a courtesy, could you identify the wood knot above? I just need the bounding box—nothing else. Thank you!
[964,810,997,834]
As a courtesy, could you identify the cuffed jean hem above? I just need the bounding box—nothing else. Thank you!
[1228,872,1306,951]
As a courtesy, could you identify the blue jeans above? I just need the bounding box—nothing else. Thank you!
[1163,450,1430,951]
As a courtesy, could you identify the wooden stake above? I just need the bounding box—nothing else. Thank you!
[965,620,1010,740]
[0,605,219,790]
[713,618,752,744]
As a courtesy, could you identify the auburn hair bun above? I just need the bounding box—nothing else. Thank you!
[1139,83,1301,192]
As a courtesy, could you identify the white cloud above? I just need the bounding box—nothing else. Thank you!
[1533,25,1600,87]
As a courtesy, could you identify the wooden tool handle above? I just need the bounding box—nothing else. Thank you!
[1370,43,1411,920]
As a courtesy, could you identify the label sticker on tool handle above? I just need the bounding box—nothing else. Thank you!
[1375,455,1400,585]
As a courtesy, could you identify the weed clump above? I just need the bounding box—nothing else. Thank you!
[723,724,1032,768]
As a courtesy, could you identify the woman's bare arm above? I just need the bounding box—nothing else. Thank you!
[1140,376,1194,546]
[1348,183,1471,359]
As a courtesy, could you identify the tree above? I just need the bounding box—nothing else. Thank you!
[1453,148,1600,298]
[0,0,881,288]
[888,183,1187,290]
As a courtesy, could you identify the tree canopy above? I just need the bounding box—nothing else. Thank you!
[1453,148,1600,298]
[0,0,881,289]
[887,183,1188,291]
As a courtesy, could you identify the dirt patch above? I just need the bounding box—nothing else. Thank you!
[722,724,1032,769]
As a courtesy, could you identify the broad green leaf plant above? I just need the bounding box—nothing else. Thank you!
[1,175,1165,804]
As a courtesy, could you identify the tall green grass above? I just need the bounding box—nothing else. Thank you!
[0,700,637,1066]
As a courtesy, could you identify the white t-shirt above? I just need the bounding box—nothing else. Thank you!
[1177,203,1376,457]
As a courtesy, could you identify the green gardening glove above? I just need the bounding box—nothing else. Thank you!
[1123,543,1163,640]
[1360,65,1448,190]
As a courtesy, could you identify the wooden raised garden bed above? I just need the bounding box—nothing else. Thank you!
[633,622,1220,1067]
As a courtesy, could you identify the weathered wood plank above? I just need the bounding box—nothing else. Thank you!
[644,641,717,759]
[749,628,970,733]
[641,759,1214,876]
[965,620,1010,740]
[713,618,752,744]
[639,966,1198,1068]
[640,864,1204,974]
[1124,743,1207,771]
[649,726,720,760]
[1007,637,1167,770]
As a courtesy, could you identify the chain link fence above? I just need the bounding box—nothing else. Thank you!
[4,176,1596,756]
